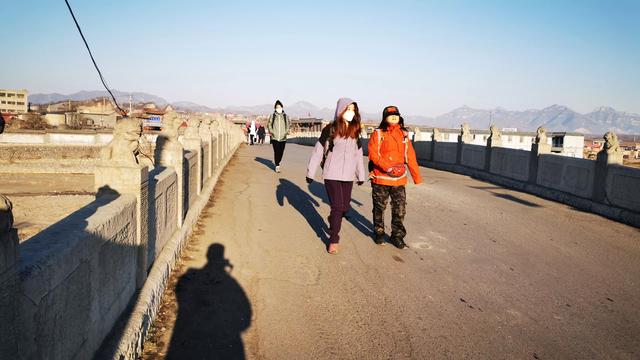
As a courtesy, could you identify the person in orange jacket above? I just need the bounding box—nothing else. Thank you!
[368,105,423,249]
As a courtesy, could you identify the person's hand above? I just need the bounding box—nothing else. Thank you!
[357,181,364,186]
[306,177,313,184]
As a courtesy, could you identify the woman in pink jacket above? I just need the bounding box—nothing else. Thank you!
[307,97,366,254]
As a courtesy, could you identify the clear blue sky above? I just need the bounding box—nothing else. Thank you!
[2,0,639,116]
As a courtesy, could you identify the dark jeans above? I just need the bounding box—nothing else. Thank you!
[372,183,407,240]
[324,179,354,244]
[271,140,286,166]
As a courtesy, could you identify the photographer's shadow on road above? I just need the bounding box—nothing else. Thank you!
[167,243,251,360]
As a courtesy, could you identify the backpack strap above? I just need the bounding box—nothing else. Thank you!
[403,130,409,164]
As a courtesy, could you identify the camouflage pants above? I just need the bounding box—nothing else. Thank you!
[371,183,407,240]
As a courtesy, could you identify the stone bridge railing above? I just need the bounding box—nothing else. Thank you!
[289,126,640,228]
[0,113,245,359]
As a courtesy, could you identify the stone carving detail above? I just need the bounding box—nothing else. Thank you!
[184,115,202,139]
[155,111,184,166]
[0,194,13,233]
[101,117,143,165]
[460,123,472,143]
[432,128,440,141]
[489,124,502,143]
[535,126,547,145]
[603,131,621,155]
[199,116,213,140]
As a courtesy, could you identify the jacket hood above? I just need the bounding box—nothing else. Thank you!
[334,97,356,121]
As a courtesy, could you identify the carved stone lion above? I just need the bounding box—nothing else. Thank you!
[604,131,621,154]
[432,128,440,141]
[535,126,547,145]
[155,111,184,166]
[184,115,203,139]
[101,117,143,165]
[489,124,502,142]
[460,123,472,143]
[0,194,14,233]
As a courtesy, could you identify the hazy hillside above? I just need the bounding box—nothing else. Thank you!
[30,91,640,134]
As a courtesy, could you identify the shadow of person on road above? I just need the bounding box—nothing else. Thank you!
[276,178,329,245]
[254,157,275,171]
[167,243,251,360]
[307,181,374,241]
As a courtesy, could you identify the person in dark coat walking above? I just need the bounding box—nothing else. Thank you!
[267,100,290,173]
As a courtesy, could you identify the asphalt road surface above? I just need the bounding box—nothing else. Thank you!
[143,143,640,360]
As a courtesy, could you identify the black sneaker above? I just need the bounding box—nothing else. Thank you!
[390,238,407,249]
[374,234,385,245]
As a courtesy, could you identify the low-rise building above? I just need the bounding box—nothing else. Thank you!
[292,117,327,133]
[415,127,585,158]
[0,88,28,114]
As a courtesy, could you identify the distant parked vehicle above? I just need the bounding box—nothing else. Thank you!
[0,115,5,134]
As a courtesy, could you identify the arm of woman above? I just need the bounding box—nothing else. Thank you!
[306,141,325,180]
[356,144,366,182]
[406,140,423,184]
[267,114,274,135]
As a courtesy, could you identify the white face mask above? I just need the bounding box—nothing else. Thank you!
[276,107,283,114]
[342,110,355,122]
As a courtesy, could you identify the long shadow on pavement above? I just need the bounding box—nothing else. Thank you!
[167,243,251,360]
[276,178,329,246]
[307,181,375,242]
[466,185,543,208]
[254,157,275,171]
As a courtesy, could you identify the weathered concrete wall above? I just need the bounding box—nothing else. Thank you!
[202,141,211,181]
[148,168,178,268]
[460,144,486,170]
[0,143,102,161]
[0,121,246,360]
[413,141,433,161]
[537,154,595,199]
[292,130,640,229]
[0,227,19,357]
[0,130,114,144]
[433,142,458,164]
[605,165,640,213]
[15,195,138,360]
[490,147,530,182]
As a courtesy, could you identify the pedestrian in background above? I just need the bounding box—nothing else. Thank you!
[368,106,422,249]
[306,97,366,254]
[268,100,290,172]
[249,118,257,145]
[257,125,266,144]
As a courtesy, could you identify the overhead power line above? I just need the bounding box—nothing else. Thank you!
[64,0,127,116]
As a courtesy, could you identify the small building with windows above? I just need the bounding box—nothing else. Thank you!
[292,117,328,133]
[414,127,585,158]
[0,88,28,114]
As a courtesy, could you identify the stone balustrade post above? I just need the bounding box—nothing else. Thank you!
[593,131,624,203]
[180,116,203,195]
[457,123,472,165]
[156,111,185,229]
[0,195,19,358]
[431,128,440,162]
[95,118,149,288]
[200,117,214,178]
[528,126,551,183]
[485,124,502,171]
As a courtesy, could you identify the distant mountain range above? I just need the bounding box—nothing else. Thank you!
[30,91,640,134]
